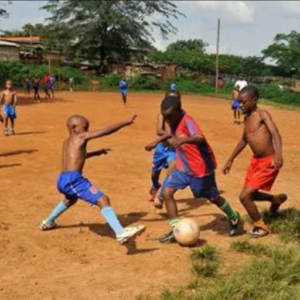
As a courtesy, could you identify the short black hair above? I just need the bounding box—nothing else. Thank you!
[240,85,259,100]
[161,96,182,111]
[165,90,181,100]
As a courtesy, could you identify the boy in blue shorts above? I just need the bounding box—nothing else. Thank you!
[146,91,181,209]
[40,114,145,245]
[146,96,241,243]
[0,80,17,136]
[118,79,128,106]
[232,87,241,124]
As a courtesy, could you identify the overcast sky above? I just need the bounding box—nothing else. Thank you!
[0,1,300,57]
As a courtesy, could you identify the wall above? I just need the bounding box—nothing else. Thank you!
[0,46,20,61]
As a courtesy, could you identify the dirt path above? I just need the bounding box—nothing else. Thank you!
[0,92,299,300]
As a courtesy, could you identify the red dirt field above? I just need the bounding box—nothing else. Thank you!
[0,91,299,300]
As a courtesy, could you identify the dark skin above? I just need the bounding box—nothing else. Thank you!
[223,91,285,222]
[62,114,137,209]
[146,107,225,219]
[0,81,17,130]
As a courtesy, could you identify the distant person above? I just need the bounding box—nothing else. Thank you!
[43,73,51,99]
[40,114,145,245]
[118,79,128,106]
[49,74,56,98]
[232,86,241,124]
[32,75,41,102]
[69,77,74,92]
[0,80,17,136]
[24,74,31,96]
[169,83,178,91]
[234,75,248,91]
[223,86,287,238]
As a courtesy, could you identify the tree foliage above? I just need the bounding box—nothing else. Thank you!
[167,39,208,53]
[262,30,300,77]
[42,0,182,64]
[0,1,10,18]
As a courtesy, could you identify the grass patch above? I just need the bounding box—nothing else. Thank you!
[191,245,220,278]
[161,288,185,300]
[263,208,300,244]
[231,240,270,256]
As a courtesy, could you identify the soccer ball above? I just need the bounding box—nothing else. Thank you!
[173,218,200,246]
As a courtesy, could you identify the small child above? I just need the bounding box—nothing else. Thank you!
[69,77,74,92]
[118,79,128,106]
[43,73,51,99]
[40,114,145,245]
[232,87,241,124]
[49,74,56,98]
[32,75,41,102]
[146,96,241,243]
[146,91,180,209]
[223,85,287,238]
[0,80,17,136]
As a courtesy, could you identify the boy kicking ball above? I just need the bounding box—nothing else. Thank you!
[146,96,241,243]
[223,86,287,238]
[40,115,145,245]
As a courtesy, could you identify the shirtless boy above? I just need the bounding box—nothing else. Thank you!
[40,115,145,245]
[223,85,287,238]
[0,80,17,136]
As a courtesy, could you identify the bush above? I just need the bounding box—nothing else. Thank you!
[129,75,161,91]
[100,73,122,89]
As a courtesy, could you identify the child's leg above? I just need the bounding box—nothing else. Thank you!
[239,186,261,222]
[122,93,126,105]
[237,109,241,122]
[10,118,14,131]
[233,109,237,121]
[41,198,77,229]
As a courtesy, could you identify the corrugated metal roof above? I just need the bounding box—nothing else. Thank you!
[1,36,41,43]
[0,40,20,47]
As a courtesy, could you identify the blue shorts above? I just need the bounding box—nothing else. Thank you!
[121,89,128,95]
[164,169,219,201]
[57,171,104,205]
[232,100,240,110]
[152,143,176,172]
[4,104,17,119]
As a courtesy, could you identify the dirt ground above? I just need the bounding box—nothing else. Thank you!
[0,91,299,300]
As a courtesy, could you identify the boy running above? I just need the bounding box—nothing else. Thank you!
[43,73,51,99]
[223,86,287,238]
[146,96,241,243]
[40,114,145,245]
[147,91,180,209]
[118,79,128,106]
[32,75,41,102]
[232,87,241,124]
[0,80,17,136]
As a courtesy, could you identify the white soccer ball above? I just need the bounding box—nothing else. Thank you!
[173,218,200,246]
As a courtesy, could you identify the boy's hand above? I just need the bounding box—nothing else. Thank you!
[169,137,185,148]
[273,154,283,169]
[145,142,157,152]
[223,160,233,175]
[127,115,137,125]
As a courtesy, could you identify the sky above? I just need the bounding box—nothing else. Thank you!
[0,1,300,57]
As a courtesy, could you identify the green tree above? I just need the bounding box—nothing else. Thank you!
[262,31,300,77]
[42,0,182,67]
[167,39,208,53]
[0,1,10,18]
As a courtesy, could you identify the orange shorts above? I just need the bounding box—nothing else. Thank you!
[245,155,279,191]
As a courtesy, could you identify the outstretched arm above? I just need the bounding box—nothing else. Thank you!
[145,133,172,151]
[260,110,283,168]
[86,148,111,159]
[223,129,248,174]
[83,115,137,141]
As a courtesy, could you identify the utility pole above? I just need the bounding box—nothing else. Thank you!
[215,18,221,94]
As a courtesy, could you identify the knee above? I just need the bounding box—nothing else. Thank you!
[162,188,172,201]
[239,193,251,205]
[63,198,78,207]
[97,194,111,208]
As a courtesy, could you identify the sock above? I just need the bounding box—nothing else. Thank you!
[101,206,124,235]
[220,201,238,220]
[46,201,69,225]
[254,219,267,229]
[169,217,181,229]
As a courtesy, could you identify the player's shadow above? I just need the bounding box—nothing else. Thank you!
[0,149,38,157]
[0,163,22,169]
[16,131,47,136]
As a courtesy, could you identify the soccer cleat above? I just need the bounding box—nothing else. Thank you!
[229,212,242,237]
[116,225,146,245]
[158,230,176,244]
[4,129,9,136]
[153,196,163,209]
[269,194,288,215]
[248,226,269,238]
[40,220,57,231]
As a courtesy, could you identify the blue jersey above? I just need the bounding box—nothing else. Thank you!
[119,80,128,90]
[169,83,178,91]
